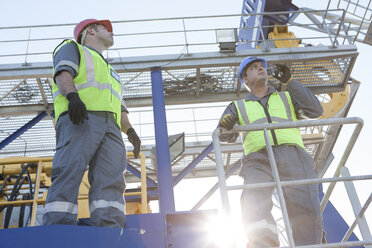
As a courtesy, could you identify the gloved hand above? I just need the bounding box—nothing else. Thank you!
[273,64,292,84]
[127,128,141,159]
[66,92,88,125]
[219,114,236,130]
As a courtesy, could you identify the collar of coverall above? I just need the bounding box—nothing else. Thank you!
[245,86,277,101]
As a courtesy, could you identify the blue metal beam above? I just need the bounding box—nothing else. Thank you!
[126,163,157,188]
[319,185,362,246]
[191,157,243,210]
[0,111,47,150]
[173,142,214,187]
[151,67,175,214]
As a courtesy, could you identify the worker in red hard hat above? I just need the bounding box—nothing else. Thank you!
[74,19,113,47]
[43,19,141,228]
[218,56,324,247]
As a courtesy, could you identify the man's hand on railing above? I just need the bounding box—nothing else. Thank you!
[219,114,236,130]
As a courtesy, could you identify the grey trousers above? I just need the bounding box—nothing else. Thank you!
[43,112,127,227]
[239,145,322,247]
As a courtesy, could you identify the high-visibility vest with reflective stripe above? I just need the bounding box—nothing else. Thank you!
[234,91,304,155]
[52,40,122,128]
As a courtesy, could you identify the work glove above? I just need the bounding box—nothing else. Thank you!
[127,128,141,159]
[273,64,292,84]
[219,114,236,130]
[66,92,88,125]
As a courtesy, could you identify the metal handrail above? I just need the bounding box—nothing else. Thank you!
[212,117,372,247]
[0,9,357,63]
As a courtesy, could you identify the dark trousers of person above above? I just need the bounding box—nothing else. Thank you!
[43,111,127,227]
[239,145,323,247]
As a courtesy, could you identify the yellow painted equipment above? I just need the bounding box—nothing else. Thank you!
[268,25,301,48]
[0,152,149,228]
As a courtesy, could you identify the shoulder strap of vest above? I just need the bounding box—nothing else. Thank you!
[235,99,250,125]
[277,91,293,121]
[52,39,81,64]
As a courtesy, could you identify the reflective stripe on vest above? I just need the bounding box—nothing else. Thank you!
[44,201,78,215]
[89,199,125,214]
[234,92,304,155]
[52,40,122,127]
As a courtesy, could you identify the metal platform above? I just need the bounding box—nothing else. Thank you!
[0,10,362,183]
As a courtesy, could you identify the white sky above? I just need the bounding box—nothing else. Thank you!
[1,0,371,244]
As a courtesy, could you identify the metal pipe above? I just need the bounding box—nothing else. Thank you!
[332,10,346,47]
[340,167,372,247]
[353,0,372,43]
[212,128,231,214]
[227,174,372,191]
[0,10,344,30]
[0,21,341,44]
[342,193,372,242]
[281,240,372,248]
[191,157,242,210]
[222,117,364,214]
[320,119,364,213]
[214,117,365,246]
[225,117,363,133]
[263,129,295,247]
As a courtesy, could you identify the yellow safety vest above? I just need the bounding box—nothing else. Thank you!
[234,91,304,155]
[52,40,122,128]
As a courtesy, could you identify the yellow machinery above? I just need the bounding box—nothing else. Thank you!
[0,152,149,228]
[268,25,301,48]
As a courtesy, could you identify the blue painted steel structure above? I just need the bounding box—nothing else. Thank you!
[151,67,176,214]
[0,111,47,150]
[127,163,158,188]
[173,142,214,186]
[0,1,367,247]
[320,187,363,247]
[0,214,165,248]
[239,0,299,50]
[239,0,267,49]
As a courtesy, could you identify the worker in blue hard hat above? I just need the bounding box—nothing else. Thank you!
[218,56,324,247]
[43,19,141,228]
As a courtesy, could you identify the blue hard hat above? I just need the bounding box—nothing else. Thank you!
[238,56,267,84]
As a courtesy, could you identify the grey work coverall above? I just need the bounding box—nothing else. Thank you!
[219,80,323,247]
[43,43,127,227]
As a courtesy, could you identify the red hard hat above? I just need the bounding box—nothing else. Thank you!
[74,19,113,43]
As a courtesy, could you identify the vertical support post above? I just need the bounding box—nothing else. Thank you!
[263,128,295,248]
[30,161,43,226]
[140,153,148,214]
[151,67,175,214]
[212,129,231,215]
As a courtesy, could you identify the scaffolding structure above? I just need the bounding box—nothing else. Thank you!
[0,0,372,247]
